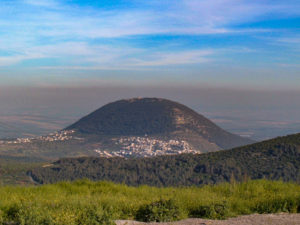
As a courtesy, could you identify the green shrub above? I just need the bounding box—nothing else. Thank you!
[75,205,115,225]
[0,209,4,224]
[254,197,299,214]
[135,199,181,222]
[190,202,229,219]
[3,203,54,225]
[4,203,20,223]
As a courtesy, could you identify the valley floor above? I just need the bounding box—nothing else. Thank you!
[116,213,300,225]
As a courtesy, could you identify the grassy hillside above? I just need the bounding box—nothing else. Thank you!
[0,180,299,224]
[30,133,300,186]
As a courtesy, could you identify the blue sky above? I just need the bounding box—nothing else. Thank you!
[0,0,299,89]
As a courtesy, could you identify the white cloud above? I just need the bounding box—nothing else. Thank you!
[265,36,300,52]
[2,0,297,42]
[18,42,215,69]
[0,0,298,70]
[141,0,300,34]
[277,37,300,44]
[23,0,59,7]
[130,50,213,66]
[0,56,25,66]
[0,53,43,66]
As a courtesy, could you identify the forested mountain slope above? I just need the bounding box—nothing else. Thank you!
[29,133,300,186]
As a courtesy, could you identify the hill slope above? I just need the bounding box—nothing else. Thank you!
[29,132,300,186]
[66,97,253,151]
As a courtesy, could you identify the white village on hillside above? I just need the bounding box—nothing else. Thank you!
[0,130,199,158]
[94,136,199,158]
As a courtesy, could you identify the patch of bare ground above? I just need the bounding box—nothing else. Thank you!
[115,213,300,225]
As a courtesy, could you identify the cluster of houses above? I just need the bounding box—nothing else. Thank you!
[94,136,199,158]
[38,130,76,142]
[0,130,78,145]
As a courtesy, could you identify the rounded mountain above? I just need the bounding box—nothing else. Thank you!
[66,98,253,151]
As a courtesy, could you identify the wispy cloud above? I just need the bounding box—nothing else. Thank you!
[0,53,44,66]
[130,50,213,66]
[0,0,299,87]
[265,36,300,52]
[31,44,215,69]
[276,37,300,45]
[180,0,300,25]
[2,0,298,41]
[23,0,59,7]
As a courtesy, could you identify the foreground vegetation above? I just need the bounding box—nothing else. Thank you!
[0,180,299,224]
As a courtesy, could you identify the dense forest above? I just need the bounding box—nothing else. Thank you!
[29,133,300,186]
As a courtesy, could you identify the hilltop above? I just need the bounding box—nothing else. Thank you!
[66,98,253,152]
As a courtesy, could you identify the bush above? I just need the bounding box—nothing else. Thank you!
[190,202,230,219]
[135,199,181,222]
[0,209,4,224]
[254,197,299,214]
[75,205,115,225]
[4,203,22,224]
[3,203,54,225]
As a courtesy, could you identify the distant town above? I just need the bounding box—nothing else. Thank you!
[94,136,199,158]
[0,131,200,158]
[0,130,80,144]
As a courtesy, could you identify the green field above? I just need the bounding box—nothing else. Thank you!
[0,179,299,224]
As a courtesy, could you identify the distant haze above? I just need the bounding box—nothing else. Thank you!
[0,85,299,141]
[0,0,299,140]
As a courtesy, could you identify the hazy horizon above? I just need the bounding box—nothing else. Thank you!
[1,85,300,141]
[0,0,299,141]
